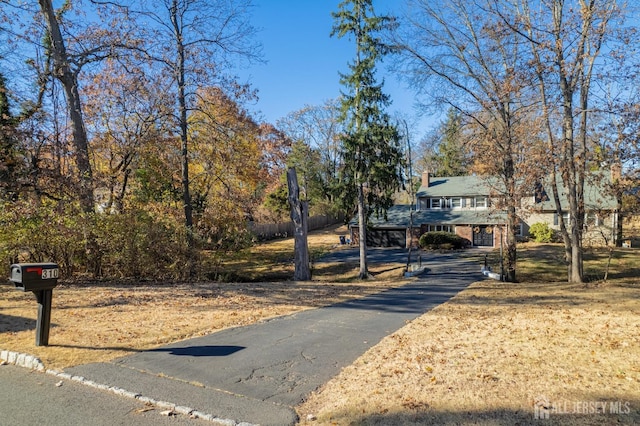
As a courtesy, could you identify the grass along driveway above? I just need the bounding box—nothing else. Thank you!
[2,233,638,425]
[296,245,640,425]
[0,224,408,370]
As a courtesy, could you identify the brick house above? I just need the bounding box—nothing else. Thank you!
[350,171,618,248]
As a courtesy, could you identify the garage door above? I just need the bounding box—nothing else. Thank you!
[367,229,405,247]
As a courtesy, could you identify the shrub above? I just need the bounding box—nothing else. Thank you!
[419,232,469,250]
[0,200,85,274]
[529,222,554,243]
[95,208,192,280]
[0,200,196,280]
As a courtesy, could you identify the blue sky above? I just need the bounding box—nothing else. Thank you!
[240,0,435,139]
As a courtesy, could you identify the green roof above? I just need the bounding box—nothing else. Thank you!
[350,172,617,228]
[416,175,492,198]
[535,171,617,211]
[351,205,507,228]
[416,172,617,211]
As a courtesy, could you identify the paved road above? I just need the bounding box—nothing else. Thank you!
[3,249,485,425]
[0,363,210,426]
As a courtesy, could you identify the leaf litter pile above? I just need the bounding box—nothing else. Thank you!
[297,280,640,425]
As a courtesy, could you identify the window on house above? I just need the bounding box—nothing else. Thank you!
[515,223,524,237]
[424,225,453,233]
[430,198,441,209]
[554,212,570,226]
[450,197,461,209]
[474,197,487,208]
[584,212,601,227]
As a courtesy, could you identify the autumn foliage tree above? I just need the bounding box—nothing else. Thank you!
[0,0,268,279]
[189,87,263,249]
[125,0,261,272]
[83,59,171,213]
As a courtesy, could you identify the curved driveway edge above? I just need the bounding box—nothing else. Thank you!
[65,250,485,425]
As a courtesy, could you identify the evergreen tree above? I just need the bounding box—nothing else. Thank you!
[332,0,405,279]
[431,108,468,176]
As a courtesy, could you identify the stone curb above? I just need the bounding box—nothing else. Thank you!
[1,348,258,426]
[0,349,45,371]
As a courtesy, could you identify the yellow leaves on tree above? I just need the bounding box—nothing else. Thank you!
[189,87,263,245]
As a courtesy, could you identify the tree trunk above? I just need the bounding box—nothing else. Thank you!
[170,0,194,277]
[570,232,584,283]
[357,182,368,279]
[615,198,623,248]
[505,207,517,283]
[287,168,311,281]
[39,0,94,214]
[39,0,100,276]
[502,144,517,282]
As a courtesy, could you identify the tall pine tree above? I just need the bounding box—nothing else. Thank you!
[431,108,468,177]
[332,0,404,279]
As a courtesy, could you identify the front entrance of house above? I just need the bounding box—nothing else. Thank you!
[472,226,494,247]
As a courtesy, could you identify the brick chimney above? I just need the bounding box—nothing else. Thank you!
[611,162,622,183]
[422,170,430,188]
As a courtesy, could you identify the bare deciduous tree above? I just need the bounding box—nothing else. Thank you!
[395,0,540,281]
[507,0,627,282]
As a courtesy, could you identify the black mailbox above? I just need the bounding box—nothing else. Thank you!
[7,263,59,346]
[9,263,59,291]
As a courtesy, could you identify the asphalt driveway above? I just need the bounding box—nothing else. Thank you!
[63,250,483,425]
[317,246,417,264]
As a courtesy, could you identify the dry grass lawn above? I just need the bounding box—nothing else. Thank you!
[2,226,639,425]
[297,246,640,425]
[0,224,407,371]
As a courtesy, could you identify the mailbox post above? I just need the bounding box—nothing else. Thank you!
[8,263,59,346]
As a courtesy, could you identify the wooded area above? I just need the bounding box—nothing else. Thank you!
[0,0,638,282]
[0,1,347,280]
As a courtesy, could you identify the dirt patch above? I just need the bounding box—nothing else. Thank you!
[296,279,640,425]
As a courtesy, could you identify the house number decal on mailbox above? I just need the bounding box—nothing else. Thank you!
[25,267,59,279]
[41,268,59,279]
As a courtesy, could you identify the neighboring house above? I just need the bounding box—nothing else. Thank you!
[350,171,618,248]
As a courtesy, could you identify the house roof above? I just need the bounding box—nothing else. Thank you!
[350,172,617,229]
[351,205,507,228]
[416,175,492,198]
[417,172,617,211]
[535,171,617,211]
